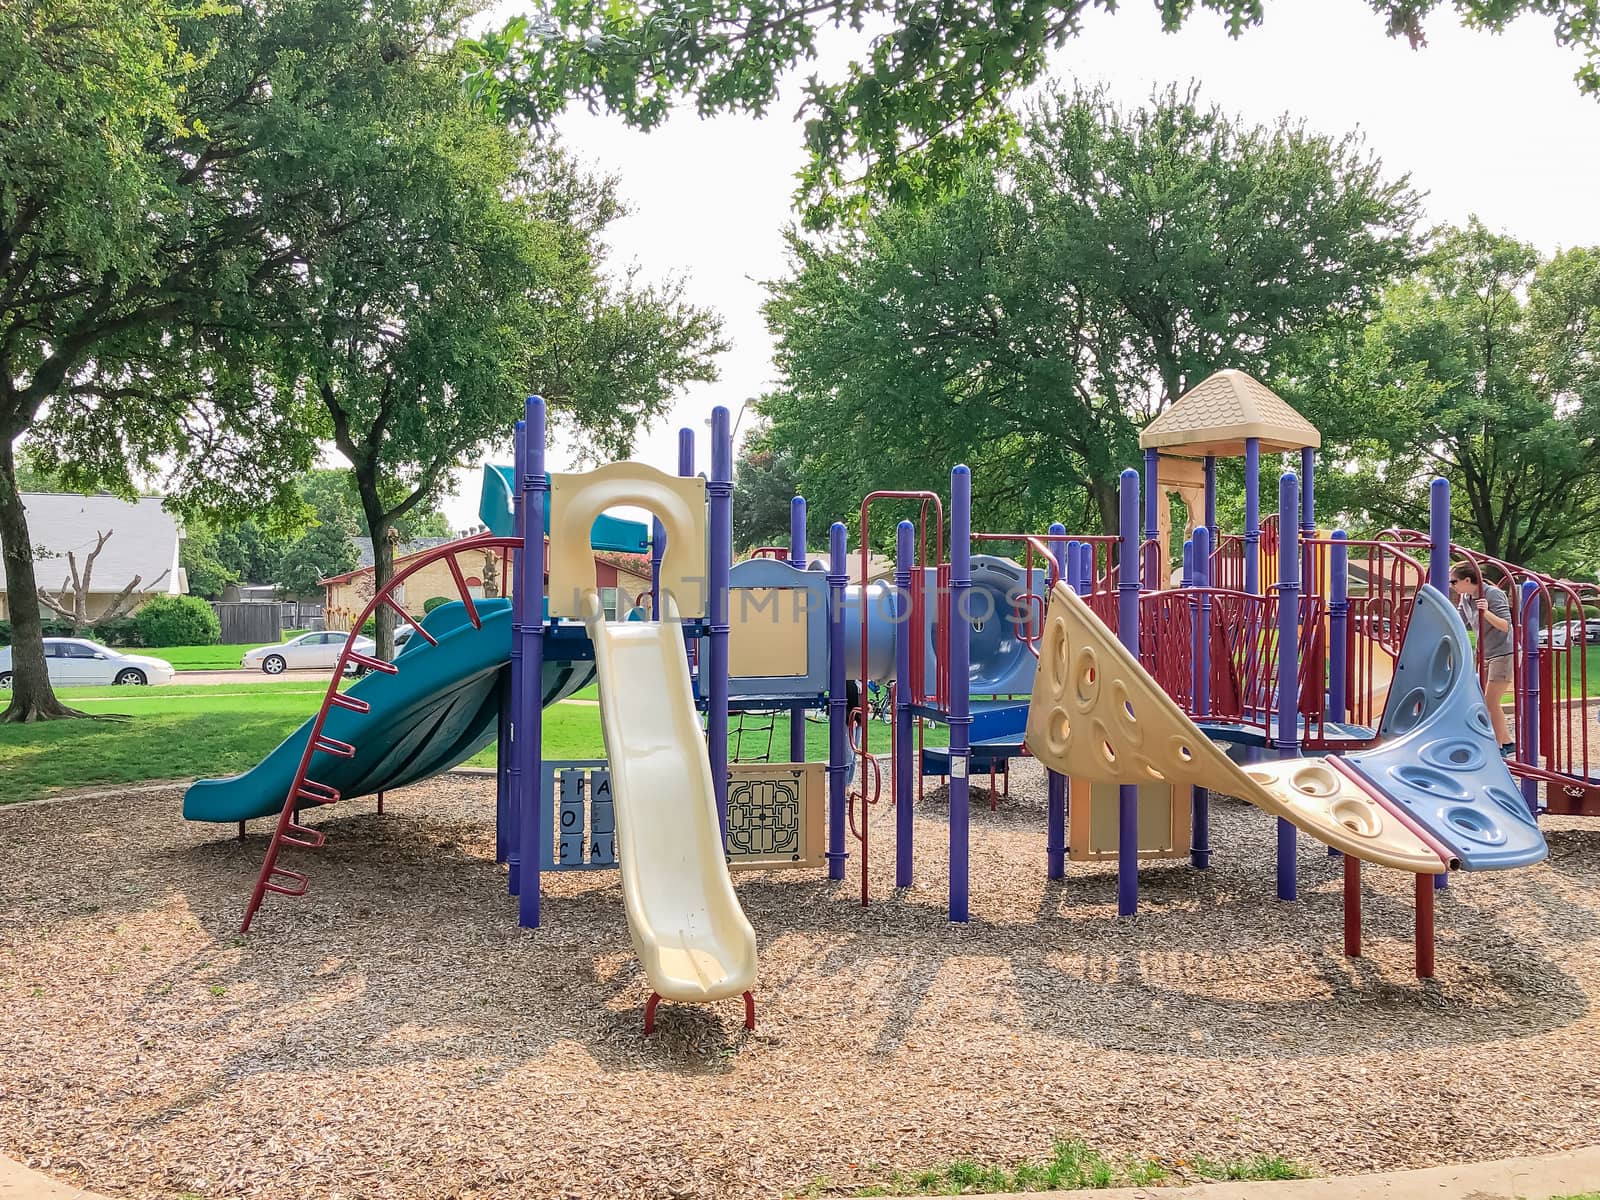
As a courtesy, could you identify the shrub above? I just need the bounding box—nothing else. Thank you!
[90,616,142,647]
[0,620,9,644]
[135,595,221,647]
[422,596,452,613]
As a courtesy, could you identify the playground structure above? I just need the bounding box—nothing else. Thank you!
[185,370,1599,1027]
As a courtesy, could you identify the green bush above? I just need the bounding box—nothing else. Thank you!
[134,595,221,647]
[90,616,142,647]
[422,596,452,613]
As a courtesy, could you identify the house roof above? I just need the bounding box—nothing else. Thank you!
[19,493,183,595]
[1139,369,1321,457]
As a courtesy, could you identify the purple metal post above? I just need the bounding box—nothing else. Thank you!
[1300,447,1317,599]
[1428,476,1452,890]
[1117,468,1141,917]
[1065,540,1081,593]
[895,519,916,887]
[1329,531,1350,722]
[516,396,548,928]
[1190,524,1212,869]
[1275,473,1300,902]
[1428,477,1451,593]
[501,418,527,872]
[1244,438,1261,595]
[949,465,973,923]
[1204,455,1218,545]
[1182,539,1193,588]
[1046,522,1068,880]
[1521,579,1542,816]
[790,495,809,764]
[1077,543,1092,596]
[826,522,849,881]
[1143,447,1161,589]
[678,429,695,666]
[650,518,665,619]
[708,407,733,838]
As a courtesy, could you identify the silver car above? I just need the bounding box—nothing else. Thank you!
[241,630,376,674]
[0,638,176,688]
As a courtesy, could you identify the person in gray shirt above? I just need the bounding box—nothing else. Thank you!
[1449,561,1516,757]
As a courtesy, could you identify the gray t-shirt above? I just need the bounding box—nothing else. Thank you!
[1459,583,1513,659]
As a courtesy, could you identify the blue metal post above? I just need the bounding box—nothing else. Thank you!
[708,407,732,838]
[1204,455,1218,546]
[1521,580,1542,816]
[1329,531,1350,722]
[1429,476,1452,890]
[826,522,849,881]
[949,466,973,923]
[1275,474,1300,902]
[516,397,548,928]
[895,520,916,887]
[1143,447,1161,590]
[790,495,809,765]
[1244,438,1261,595]
[501,418,527,872]
[1117,468,1140,917]
[1190,524,1212,870]
[1429,477,1451,593]
[1046,522,1068,880]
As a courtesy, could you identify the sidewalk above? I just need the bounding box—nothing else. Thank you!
[3,1146,1598,1200]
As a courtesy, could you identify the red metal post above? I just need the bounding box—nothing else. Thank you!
[1414,872,1435,980]
[1343,855,1361,958]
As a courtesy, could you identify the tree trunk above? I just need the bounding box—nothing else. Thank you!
[0,437,81,721]
[1093,477,1120,538]
[369,514,397,662]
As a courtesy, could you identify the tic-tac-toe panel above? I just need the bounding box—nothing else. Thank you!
[1344,584,1547,871]
[1022,582,1446,872]
[725,762,825,870]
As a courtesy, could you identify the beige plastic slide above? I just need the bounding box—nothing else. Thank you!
[581,593,759,1010]
[1023,584,1447,873]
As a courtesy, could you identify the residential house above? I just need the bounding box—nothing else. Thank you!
[2,493,185,623]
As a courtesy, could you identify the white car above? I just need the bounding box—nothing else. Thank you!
[0,638,176,688]
[242,630,376,675]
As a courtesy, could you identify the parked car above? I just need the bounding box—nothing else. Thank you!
[241,630,375,674]
[1536,618,1600,651]
[0,638,175,688]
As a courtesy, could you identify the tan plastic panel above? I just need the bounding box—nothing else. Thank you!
[1023,583,1447,873]
[1070,777,1190,861]
[728,587,810,678]
[547,464,707,619]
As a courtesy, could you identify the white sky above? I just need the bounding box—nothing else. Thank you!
[441,0,1599,530]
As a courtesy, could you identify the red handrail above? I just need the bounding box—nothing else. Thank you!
[241,533,522,932]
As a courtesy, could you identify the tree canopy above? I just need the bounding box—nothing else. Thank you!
[760,85,1420,541]
[1288,220,1600,571]
[465,0,1600,223]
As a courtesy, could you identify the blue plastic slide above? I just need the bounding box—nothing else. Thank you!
[183,599,594,824]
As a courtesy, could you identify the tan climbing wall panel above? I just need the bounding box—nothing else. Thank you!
[1023,582,1447,873]
[1071,778,1190,861]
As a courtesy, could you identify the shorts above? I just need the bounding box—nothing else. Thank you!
[1485,655,1514,684]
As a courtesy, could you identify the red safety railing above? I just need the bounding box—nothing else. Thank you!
[240,532,521,932]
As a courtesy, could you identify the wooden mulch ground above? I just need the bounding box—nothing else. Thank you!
[2,764,1598,1199]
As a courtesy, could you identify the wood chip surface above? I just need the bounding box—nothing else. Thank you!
[2,762,1598,1199]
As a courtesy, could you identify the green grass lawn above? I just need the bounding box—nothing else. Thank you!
[1,684,945,805]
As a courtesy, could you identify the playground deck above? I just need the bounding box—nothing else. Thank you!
[3,771,1598,1200]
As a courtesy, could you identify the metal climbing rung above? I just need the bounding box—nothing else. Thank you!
[346,652,399,676]
[312,734,355,758]
[280,823,326,850]
[329,693,370,714]
[295,778,340,805]
[265,866,309,897]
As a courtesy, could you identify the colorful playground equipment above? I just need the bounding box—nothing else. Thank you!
[187,369,1598,1019]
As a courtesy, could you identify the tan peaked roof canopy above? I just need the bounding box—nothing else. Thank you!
[1139,369,1321,458]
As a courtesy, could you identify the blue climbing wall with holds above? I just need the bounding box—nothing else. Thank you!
[1344,585,1546,871]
